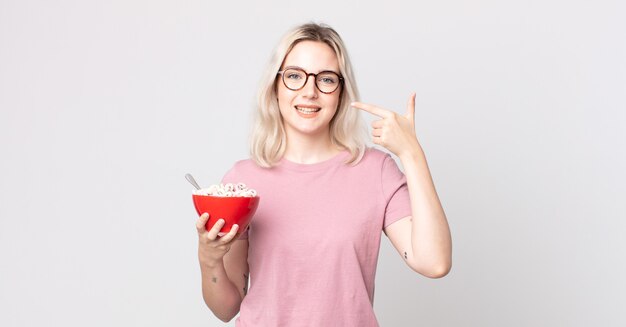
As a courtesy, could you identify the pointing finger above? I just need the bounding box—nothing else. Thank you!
[351,102,392,118]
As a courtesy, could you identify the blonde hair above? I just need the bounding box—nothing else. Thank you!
[250,23,366,168]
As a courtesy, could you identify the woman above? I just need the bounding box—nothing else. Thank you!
[195,23,452,326]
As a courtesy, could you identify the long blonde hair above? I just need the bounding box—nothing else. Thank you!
[250,23,366,168]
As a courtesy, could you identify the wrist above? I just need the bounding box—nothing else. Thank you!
[398,143,424,162]
[199,256,224,270]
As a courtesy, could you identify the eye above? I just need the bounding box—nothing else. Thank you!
[319,75,337,84]
[284,69,304,80]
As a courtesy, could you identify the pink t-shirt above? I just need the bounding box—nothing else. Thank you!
[221,148,411,327]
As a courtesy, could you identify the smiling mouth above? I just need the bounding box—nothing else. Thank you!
[294,106,321,114]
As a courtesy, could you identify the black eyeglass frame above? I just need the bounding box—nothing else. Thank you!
[277,66,344,94]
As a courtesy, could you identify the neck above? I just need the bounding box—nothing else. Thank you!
[283,130,343,164]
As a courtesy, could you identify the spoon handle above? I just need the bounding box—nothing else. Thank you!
[185,173,202,190]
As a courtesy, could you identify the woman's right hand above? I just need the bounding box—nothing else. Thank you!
[196,213,240,268]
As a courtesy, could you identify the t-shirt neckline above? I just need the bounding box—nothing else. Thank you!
[277,150,350,172]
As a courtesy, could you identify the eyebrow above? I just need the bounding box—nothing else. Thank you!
[282,65,341,75]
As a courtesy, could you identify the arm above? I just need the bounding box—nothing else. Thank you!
[384,146,452,278]
[352,93,452,278]
[197,214,249,322]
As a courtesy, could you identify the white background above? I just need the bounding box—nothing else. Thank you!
[1,0,625,326]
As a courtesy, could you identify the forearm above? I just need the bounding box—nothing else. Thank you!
[199,259,243,322]
[399,145,452,277]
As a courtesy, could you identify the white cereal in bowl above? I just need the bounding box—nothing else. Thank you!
[193,183,257,197]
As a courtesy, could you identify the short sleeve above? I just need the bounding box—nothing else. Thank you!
[221,165,249,240]
[381,154,412,228]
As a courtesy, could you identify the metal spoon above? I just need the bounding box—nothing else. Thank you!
[185,173,202,190]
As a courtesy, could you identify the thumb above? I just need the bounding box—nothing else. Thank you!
[405,92,416,123]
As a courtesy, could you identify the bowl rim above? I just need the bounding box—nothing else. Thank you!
[192,193,260,199]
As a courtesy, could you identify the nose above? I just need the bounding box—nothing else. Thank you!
[301,74,319,98]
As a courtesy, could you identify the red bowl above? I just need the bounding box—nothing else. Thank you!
[192,194,260,235]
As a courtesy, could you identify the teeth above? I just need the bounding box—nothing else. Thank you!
[295,106,321,113]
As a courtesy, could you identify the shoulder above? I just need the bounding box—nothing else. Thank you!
[231,158,259,171]
[359,147,395,166]
[360,147,404,179]
[223,158,265,180]
[342,147,398,178]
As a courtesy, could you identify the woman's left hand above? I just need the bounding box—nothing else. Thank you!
[352,93,421,159]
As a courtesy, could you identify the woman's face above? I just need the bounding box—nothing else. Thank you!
[276,40,342,139]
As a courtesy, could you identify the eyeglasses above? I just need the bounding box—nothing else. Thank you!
[277,66,343,94]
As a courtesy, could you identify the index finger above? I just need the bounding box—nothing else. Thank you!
[196,213,210,234]
[351,102,393,118]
